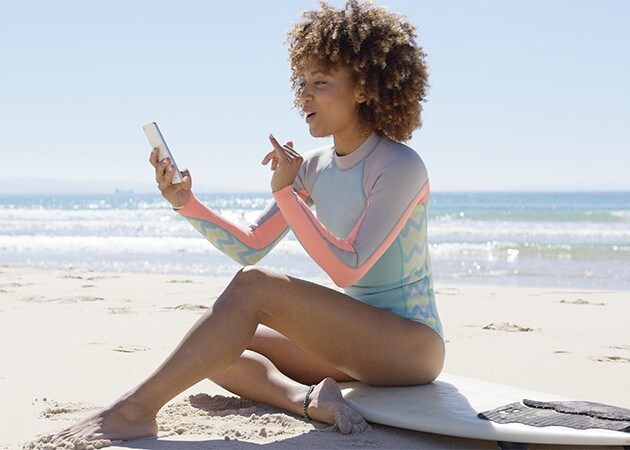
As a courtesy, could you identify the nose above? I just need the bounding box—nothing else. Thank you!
[299,83,313,104]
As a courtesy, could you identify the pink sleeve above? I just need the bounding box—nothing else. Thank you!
[176,193,290,265]
[272,179,429,288]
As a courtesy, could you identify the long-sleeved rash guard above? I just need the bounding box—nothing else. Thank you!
[176,133,443,339]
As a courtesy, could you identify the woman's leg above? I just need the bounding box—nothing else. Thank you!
[59,266,444,441]
[207,325,370,434]
[204,344,368,435]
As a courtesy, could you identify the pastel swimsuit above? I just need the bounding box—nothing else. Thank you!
[176,133,443,339]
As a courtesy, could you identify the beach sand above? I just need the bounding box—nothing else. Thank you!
[1,266,628,449]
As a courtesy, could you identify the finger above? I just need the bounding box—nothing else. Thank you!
[261,150,275,165]
[158,161,177,186]
[149,148,159,167]
[285,140,294,149]
[158,167,181,191]
[282,145,302,160]
[155,158,171,183]
[180,169,192,186]
[163,181,184,198]
[157,167,173,190]
[268,134,288,161]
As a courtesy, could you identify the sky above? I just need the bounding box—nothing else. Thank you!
[1,0,629,194]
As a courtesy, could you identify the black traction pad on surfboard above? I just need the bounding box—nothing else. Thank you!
[478,400,630,432]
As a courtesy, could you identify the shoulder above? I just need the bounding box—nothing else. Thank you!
[296,143,334,191]
[301,143,333,165]
[301,143,335,171]
[365,137,428,188]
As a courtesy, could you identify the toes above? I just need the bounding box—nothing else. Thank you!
[349,411,370,433]
[354,420,371,433]
[336,414,352,435]
[335,405,369,434]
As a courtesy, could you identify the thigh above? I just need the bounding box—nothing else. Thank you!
[235,266,445,386]
[248,326,355,385]
[248,325,354,384]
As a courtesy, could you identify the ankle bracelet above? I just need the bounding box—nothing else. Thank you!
[303,385,316,420]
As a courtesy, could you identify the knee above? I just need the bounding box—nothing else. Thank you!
[226,266,279,301]
[234,265,274,285]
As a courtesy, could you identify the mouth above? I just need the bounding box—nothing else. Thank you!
[305,112,316,122]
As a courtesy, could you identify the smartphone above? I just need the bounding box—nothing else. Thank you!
[143,122,184,184]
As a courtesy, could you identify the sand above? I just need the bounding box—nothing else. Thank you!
[1,266,628,449]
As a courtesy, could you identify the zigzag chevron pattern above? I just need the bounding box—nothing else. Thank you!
[402,278,443,336]
[398,204,429,280]
[187,218,283,266]
[397,204,443,336]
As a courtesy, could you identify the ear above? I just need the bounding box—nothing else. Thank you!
[355,87,368,104]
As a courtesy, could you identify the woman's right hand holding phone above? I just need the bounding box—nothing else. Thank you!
[149,148,192,209]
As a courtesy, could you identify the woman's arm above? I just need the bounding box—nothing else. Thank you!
[149,145,298,266]
[175,194,291,266]
[273,149,429,287]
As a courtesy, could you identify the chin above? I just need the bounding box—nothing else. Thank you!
[308,127,331,139]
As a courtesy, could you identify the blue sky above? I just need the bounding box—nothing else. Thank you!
[1,0,628,194]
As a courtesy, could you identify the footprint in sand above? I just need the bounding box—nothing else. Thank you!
[589,355,630,363]
[107,306,136,315]
[21,295,105,303]
[167,279,194,284]
[559,298,606,306]
[112,344,150,353]
[161,304,209,312]
[482,322,537,332]
[57,295,105,304]
[61,274,118,281]
[608,345,630,351]
[18,295,47,303]
[61,274,85,280]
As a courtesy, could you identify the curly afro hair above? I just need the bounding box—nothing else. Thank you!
[287,0,429,142]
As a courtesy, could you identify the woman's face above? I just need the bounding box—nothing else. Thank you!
[298,64,366,140]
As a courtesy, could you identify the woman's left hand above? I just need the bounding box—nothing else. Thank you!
[262,134,303,192]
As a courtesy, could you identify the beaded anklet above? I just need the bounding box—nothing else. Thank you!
[303,385,316,420]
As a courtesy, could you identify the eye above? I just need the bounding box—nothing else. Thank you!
[314,80,327,86]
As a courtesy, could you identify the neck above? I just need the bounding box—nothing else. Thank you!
[333,127,374,156]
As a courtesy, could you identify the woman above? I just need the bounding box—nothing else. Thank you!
[60,0,443,441]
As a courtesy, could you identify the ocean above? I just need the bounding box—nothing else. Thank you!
[1,192,629,291]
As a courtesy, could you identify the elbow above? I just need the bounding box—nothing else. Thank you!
[235,252,265,267]
[330,270,362,289]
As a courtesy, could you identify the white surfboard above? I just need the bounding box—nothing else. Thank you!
[341,373,630,448]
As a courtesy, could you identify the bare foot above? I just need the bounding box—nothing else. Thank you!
[306,377,370,434]
[54,398,158,442]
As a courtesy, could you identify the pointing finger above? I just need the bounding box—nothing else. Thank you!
[268,134,288,161]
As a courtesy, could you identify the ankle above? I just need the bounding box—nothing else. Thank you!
[303,384,316,420]
[112,395,157,423]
